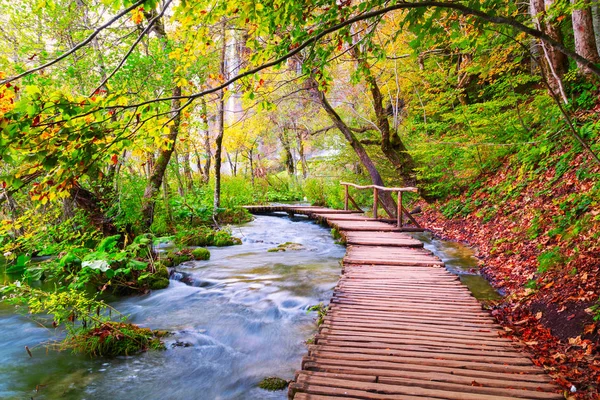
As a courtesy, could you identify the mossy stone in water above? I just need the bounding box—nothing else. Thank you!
[267,242,305,252]
[172,253,193,265]
[191,247,210,260]
[138,263,170,290]
[258,377,288,391]
[149,277,169,290]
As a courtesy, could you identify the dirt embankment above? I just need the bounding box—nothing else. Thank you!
[419,154,600,399]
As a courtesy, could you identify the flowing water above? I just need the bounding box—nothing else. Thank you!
[0,215,498,400]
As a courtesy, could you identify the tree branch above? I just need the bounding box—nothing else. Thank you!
[90,0,174,96]
[0,0,147,85]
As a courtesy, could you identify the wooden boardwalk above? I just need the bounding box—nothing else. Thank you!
[245,205,560,399]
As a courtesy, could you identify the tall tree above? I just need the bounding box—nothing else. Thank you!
[140,10,183,231]
[571,0,600,76]
[531,0,569,101]
[213,19,227,218]
[309,77,397,215]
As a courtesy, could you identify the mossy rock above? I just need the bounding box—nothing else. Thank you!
[171,253,193,266]
[268,242,305,252]
[155,262,169,278]
[149,277,169,290]
[138,273,170,291]
[191,247,210,260]
[258,377,288,391]
[65,322,166,357]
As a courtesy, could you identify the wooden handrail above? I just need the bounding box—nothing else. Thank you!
[339,181,418,193]
[340,181,420,229]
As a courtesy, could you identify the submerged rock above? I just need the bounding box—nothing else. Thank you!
[258,376,289,391]
[267,242,305,252]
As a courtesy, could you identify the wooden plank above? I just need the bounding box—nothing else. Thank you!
[294,374,557,400]
[300,364,557,390]
[301,358,553,383]
[296,372,561,400]
[244,205,557,399]
[308,345,533,365]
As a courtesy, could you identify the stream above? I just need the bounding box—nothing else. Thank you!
[0,215,498,400]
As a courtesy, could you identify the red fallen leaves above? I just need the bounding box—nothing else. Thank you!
[419,149,600,398]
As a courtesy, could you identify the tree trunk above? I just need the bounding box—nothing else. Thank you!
[201,99,211,185]
[296,130,308,178]
[309,77,397,215]
[140,86,182,231]
[172,150,186,196]
[226,151,237,177]
[351,47,431,201]
[531,0,569,101]
[139,11,182,231]
[572,0,600,77]
[277,130,295,175]
[248,148,255,186]
[70,183,118,236]
[592,1,600,54]
[213,20,227,218]
[182,150,193,191]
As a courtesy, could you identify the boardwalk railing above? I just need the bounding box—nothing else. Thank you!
[340,181,421,229]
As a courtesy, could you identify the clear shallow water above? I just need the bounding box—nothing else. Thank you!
[412,231,501,301]
[0,215,499,400]
[0,216,345,400]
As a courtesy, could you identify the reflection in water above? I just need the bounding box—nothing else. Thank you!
[412,231,501,300]
[0,215,499,400]
[0,216,345,400]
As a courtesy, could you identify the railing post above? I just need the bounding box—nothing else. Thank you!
[373,188,378,219]
[397,191,403,228]
[344,185,349,211]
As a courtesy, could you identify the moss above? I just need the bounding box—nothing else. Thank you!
[176,226,241,247]
[331,228,342,240]
[149,277,169,290]
[258,377,288,391]
[138,263,170,290]
[191,247,210,260]
[267,242,305,252]
[64,322,166,357]
[155,263,169,278]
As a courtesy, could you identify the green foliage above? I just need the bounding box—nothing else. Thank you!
[307,303,328,327]
[2,281,165,357]
[440,199,474,219]
[537,247,564,273]
[303,178,344,209]
[64,322,166,357]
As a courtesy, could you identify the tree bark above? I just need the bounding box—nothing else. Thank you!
[571,0,600,77]
[277,130,295,175]
[200,98,211,184]
[213,20,227,218]
[295,130,308,178]
[531,0,569,100]
[70,183,117,236]
[182,150,193,191]
[140,86,182,231]
[351,47,432,201]
[592,0,600,54]
[309,78,397,215]
[139,10,182,231]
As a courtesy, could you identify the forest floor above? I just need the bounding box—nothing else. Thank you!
[419,151,600,399]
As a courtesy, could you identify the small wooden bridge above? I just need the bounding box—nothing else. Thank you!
[245,184,560,400]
